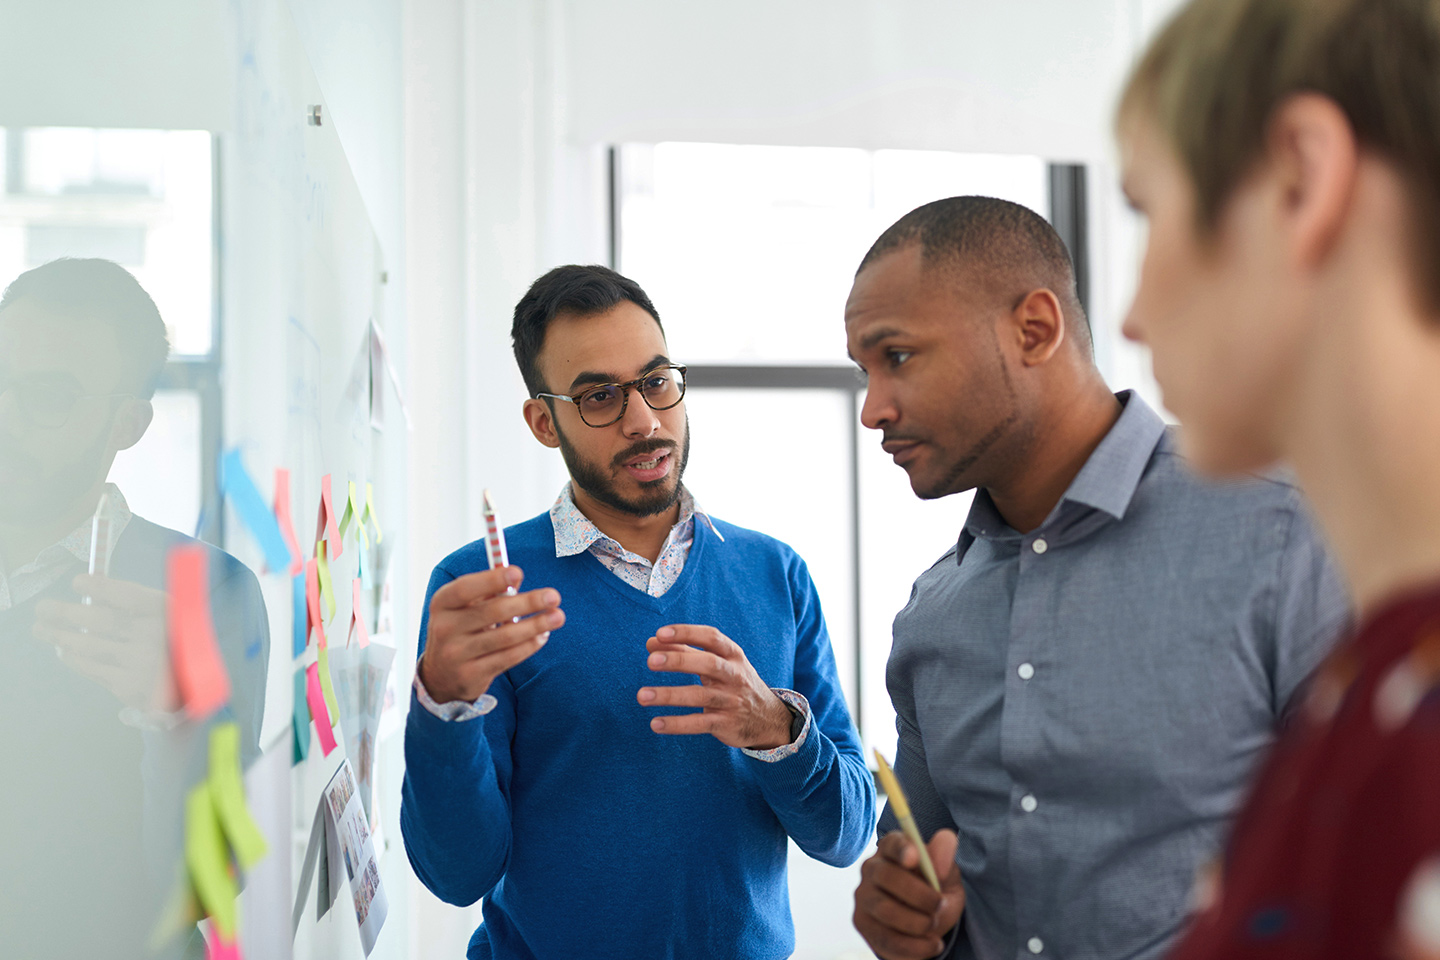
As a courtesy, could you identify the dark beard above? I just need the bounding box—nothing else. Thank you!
[0,426,113,526]
[556,415,692,518]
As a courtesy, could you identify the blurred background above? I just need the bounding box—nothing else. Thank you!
[0,1,1186,957]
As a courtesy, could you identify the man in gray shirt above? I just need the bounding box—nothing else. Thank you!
[846,197,1349,960]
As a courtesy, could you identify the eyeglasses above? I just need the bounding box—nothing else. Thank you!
[0,377,132,428]
[536,364,687,428]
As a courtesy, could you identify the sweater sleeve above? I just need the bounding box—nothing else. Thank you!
[400,563,518,906]
[744,552,877,867]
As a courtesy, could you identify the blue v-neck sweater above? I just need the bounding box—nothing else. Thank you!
[401,512,874,960]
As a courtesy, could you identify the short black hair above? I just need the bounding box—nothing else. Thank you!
[858,196,1091,348]
[0,258,170,398]
[511,264,664,396]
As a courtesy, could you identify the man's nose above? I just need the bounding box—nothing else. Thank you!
[619,387,661,438]
[859,383,895,431]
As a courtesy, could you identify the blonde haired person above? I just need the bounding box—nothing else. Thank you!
[1119,0,1440,957]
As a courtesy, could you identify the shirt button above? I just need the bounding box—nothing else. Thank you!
[1028,937,1044,954]
[1031,538,1048,554]
[1020,794,1038,813]
[1017,663,1035,680]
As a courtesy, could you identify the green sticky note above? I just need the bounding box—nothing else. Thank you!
[318,644,340,728]
[293,667,311,764]
[208,723,269,870]
[184,782,238,940]
[365,482,383,544]
[315,540,337,622]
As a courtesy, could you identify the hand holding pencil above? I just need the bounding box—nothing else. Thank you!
[852,750,966,960]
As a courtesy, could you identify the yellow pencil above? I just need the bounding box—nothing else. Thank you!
[873,748,940,891]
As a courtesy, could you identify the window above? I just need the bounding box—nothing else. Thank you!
[0,127,220,539]
[616,143,1083,760]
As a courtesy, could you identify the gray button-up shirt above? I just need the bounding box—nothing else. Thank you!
[883,391,1350,960]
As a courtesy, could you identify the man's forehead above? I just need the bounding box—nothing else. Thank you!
[0,300,119,378]
[539,302,668,380]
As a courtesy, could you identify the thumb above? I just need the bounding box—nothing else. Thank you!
[929,829,961,888]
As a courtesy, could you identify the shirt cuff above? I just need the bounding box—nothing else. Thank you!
[742,688,811,762]
[412,673,497,721]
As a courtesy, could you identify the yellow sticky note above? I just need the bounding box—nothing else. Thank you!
[208,723,269,870]
[346,481,369,550]
[315,540,337,622]
[147,865,201,953]
[365,482,383,544]
[317,644,340,728]
[185,782,238,939]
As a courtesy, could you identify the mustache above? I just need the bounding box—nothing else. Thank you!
[611,438,676,468]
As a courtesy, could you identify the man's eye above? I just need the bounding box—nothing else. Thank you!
[581,386,620,407]
[886,350,913,368]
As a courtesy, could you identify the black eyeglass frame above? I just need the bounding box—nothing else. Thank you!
[0,379,136,430]
[535,363,688,428]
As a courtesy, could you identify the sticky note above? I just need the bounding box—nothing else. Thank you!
[317,644,340,727]
[206,932,243,960]
[365,482,383,544]
[291,573,306,658]
[220,450,293,574]
[274,468,304,576]
[315,540,337,623]
[358,534,373,591]
[350,481,369,550]
[351,578,370,649]
[293,667,311,764]
[306,663,337,755]
[316,474,343,559]
[167,545,231,719]
[208,723,269,870]
[185,782,238,939]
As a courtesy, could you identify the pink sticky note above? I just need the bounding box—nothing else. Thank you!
[274,468,303,577]
[206,932,244,960]
[316,474,343,559]
[351,578,370,648]
[305,663,337,755]
[167,545,231,719]
[304,558,325,649]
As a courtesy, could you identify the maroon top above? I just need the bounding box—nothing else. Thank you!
[1169,583,1440,960]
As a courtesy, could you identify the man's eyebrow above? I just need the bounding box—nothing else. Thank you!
[567,354,670,391]
[857,326,906,352]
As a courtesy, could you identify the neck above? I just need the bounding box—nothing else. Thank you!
[1285,273,1440,619]
[987,373,1122,534]
[570,482,682,564]
[0,480,108,575]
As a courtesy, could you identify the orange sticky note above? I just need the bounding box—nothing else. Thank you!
[350,578,370,649]
[305,663,337,755]
[167,545,230,719]
[274,468,303,577]
[304,559,324,648]
[316,474,343,559]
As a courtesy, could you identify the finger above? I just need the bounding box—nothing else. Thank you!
[866,850,945,918]
[929,830,961,887]
[654,624,739,659]
[644,635,700,654]
[431,566,526,610]
[34,599,120,636]
[457,629,551,679]
[878,830,921,869]
[37,625,131,667]
[442,587,560,632]
[636,684,732,709]
[70,575,166,614]
[646,648,733,682]
[445,608,564,661]
[648,712,717,736]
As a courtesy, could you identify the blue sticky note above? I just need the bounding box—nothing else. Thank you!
[291,572,307,657]
[220,449,294,573]
[292,667,310,765]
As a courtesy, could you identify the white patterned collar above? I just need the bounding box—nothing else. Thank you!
[549,482,722,560]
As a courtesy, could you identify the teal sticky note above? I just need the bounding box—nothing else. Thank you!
[292,572,307,657]
[293,667,311,764]
[221,449,294,573]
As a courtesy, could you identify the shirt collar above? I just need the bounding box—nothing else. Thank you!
[549,482,721,559]
[962,390,1166,544]
[55,483,134,565]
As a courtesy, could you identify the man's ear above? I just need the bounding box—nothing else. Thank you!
[522,397,561,449]
[1265,92,1359,271]
[1010,288,1066,367]
[110,397,153,452]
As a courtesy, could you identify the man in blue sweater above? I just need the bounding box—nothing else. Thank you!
[401,264,875,960]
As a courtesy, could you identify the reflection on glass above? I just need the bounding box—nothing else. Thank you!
[618,142,1047,366]
[0,258,267,958]
[109,388,203,537]
[683,387,858,710]
[0,128,214,356]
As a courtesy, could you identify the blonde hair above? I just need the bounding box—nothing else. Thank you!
[1119,0,1440,308]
